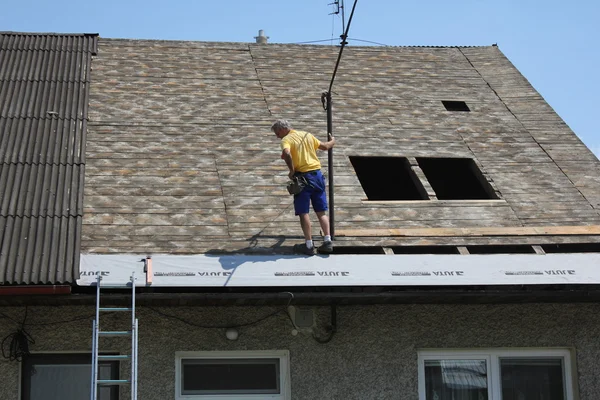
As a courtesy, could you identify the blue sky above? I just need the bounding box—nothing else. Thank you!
[1,0,598,157]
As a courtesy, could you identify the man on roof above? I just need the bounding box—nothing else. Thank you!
[272,120,336,255]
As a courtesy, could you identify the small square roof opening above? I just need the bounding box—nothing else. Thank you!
[442,100,470,112]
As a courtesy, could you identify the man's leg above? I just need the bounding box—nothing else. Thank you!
[293,189,315,255]
[316,211,330,237]
[299,213,312,240]
[293,213,314,255]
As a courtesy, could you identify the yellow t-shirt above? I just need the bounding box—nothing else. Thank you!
[280,130,321,173]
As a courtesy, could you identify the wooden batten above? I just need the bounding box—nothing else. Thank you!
[336,225,600,238]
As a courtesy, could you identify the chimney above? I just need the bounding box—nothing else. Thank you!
[255,30,269,44]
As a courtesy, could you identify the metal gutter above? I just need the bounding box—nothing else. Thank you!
[0,285,71,295]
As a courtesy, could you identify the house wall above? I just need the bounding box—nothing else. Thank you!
[1,302,599,400]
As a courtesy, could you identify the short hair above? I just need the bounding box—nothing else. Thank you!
[271,119,291,132]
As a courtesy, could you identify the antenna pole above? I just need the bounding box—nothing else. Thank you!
[326,91,335,238]
[341,0,346,36]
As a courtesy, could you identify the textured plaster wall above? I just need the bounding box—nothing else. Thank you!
[1,303,599,400]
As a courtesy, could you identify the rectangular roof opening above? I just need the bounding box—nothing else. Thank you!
[442,100,470,112]
[349,156,428,201]
[390,246,460,255]
[332,246,387,255]
[416,157,497,200]
[541,243,600,253]
[466,245,536,254]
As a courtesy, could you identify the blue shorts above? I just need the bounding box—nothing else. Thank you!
[294,170,328,215]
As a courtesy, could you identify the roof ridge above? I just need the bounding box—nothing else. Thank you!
[0,31,99,36]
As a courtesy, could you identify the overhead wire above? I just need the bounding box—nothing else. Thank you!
[145,292,295,329]
[291,39,340,45]
[347,38,389,46]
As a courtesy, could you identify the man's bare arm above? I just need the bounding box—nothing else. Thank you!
[318,136,335,151]
[281,148,295,179]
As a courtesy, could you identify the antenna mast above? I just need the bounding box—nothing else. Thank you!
[329,0,346,33]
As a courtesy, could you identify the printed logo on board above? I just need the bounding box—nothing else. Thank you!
[544,270,575,275]
[317,271,349,276]
[273,271,350,277]
[504,271,543,276]
[432,271,464,276]
[154,272,195,277]
[275,272,315,277]
[392,271,431,276]
[80,270,110,276]
[197,271,232,277]
[391,271,464,277]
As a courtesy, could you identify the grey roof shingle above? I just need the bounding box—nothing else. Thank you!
[82,39,600,255]
[0,32,97,284]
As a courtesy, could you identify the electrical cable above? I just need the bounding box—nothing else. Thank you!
[330,2,336,45]
[1,307,35,361]
[291,39,340,45]
[311,305,337,344]
[1,328,35,361]
[145,292,295,329]
[23,313,97,326]
[0,311,22,325]
[347,37,389,46]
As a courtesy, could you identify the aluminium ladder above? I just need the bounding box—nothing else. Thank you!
[90,273,138,400]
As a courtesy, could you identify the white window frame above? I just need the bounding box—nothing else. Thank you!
[175,350,291,400]
[418,348,575,400]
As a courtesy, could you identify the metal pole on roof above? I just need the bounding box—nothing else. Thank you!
[326,91,335,238]
[323,0,358,240]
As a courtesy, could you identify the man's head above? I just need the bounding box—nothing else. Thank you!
[271,119,291,138]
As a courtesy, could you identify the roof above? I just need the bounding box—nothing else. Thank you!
[82,38,600,256]
[0,32,98,284]
[2,33,600,288]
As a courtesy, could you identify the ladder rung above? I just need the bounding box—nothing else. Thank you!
[97,379,130,386]
[98,285,131,289]
[99,331,132,336]
[99,307,132,312]
[98,354,131,361]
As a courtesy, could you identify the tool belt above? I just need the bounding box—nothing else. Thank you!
[287,175,308,195]
[286,170,319,195]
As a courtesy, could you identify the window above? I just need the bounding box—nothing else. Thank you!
[416,158,497,200]
[349,156,428,200]
[22,354,119,400]
[175,351,290,400]
[418,349,575,400]
[442,100,470,111]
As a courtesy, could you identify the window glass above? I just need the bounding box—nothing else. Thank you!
[419,350,573,400]
[500,358,565,400]
[181,358,280,395]
[424,359,488,400]
[176,351,289,400]
[22,354,118,400]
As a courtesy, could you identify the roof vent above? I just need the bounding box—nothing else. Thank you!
[255,30,269,44]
